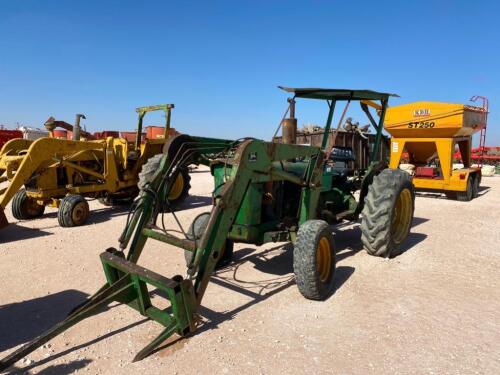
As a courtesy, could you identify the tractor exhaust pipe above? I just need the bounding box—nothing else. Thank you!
[282,98,297,145]
[72,114,86,141]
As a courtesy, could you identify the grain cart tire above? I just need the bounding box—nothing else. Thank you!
[58,194,90,227]
[184,212,234,269]
[444,191,457,200]
[11,189,45,220]
[456,176,473,202]
[472,174,479,199]
[138,154,191,209]
[361,168,415,258]
[293,220,336,301]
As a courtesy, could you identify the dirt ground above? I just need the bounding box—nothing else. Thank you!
[1,168,499,375]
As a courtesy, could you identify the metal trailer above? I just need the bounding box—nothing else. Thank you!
[385,97,488,201]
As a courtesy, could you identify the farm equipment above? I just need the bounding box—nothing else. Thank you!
[0,104,191,230]
[0,127,22,150]
[0,87,415,370]
[385,97,488,201]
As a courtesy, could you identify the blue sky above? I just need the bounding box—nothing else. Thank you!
[1,0,498,144]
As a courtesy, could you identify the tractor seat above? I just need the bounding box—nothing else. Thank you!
[329,146,356,163]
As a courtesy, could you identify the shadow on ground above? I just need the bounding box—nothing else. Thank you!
[333,217,428,261]
[9,359,92,375]
[0,224,52,245]
[0,290,89,352]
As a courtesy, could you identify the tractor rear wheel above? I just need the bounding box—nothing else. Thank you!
[457,176,473,202]
[11,189,45,220]
[138,154,191,209]
[293,220,336,300]
[58,194,90,227]
[361,168,415,258]
[184,212,234,269]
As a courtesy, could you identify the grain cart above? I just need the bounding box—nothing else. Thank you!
[0,87,415,370]
[0,104,190,230]
[385,97,488,201]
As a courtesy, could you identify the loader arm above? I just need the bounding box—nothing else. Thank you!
[0,135,324,369]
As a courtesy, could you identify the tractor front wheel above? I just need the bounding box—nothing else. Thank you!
[293,220,336,300]
[184,212,234,270]
[58,195,90,227]
[11,189,45,220]
[361,168,415,258]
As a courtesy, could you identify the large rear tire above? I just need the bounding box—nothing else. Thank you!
[138,154,191,209]
[293,220,336,300]
[361,168,415,258]
[11,189,45,220]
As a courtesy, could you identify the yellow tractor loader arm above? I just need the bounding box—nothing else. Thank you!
[0,138,106,229]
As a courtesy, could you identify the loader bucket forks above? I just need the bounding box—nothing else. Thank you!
[0,135,322,371]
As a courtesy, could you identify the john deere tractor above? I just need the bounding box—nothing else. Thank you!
[0,87,415,370]
[0,104,190,230]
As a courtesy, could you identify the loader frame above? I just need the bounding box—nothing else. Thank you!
[0,87,401,370]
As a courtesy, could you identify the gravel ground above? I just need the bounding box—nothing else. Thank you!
[0,168,499,375]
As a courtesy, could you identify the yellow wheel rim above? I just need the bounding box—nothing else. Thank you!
[168,173,184,201]
[316,237,332,283]
[72,201,88,225]
[392,188,413,244]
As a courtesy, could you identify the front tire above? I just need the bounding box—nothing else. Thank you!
[361,168,415,258]
[293,220,336,300]
[11,189,45,220]
[184,212,234,269]
[58,195,90,227]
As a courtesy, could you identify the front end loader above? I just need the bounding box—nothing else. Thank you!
[0,104,190,230]
[0,87,415,371]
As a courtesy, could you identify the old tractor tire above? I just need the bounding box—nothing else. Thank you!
[293,220,336,301]
[456,176,473,202]
[138,154,191,209]
[361,168,415,258]
[11,189,45,220]
[97,195,135,207]
[58,194,90,227]
[472,174,480,199]
[184,212,234,269]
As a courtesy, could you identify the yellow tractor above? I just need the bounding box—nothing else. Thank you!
[385,98,487,201]
[0,104,190,230]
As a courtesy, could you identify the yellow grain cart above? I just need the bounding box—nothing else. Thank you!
[385,101,487,201]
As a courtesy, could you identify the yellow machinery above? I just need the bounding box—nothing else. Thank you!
[0,104,190,230]
[385,100,487,201]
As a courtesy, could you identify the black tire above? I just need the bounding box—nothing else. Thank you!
[184,212,234,269]
[444,191,457,200]
[472,174,479,199]
[457,176,473,201]
[11,189,45,220]
[138,154,191,209]
[97,195,134,207]
[361,168,415,258]
[58,194,90,227]
[293,220,336,301]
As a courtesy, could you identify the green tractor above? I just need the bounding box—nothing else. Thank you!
[0,87,415,370]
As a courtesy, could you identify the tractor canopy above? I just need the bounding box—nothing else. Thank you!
[278,86,398,101]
